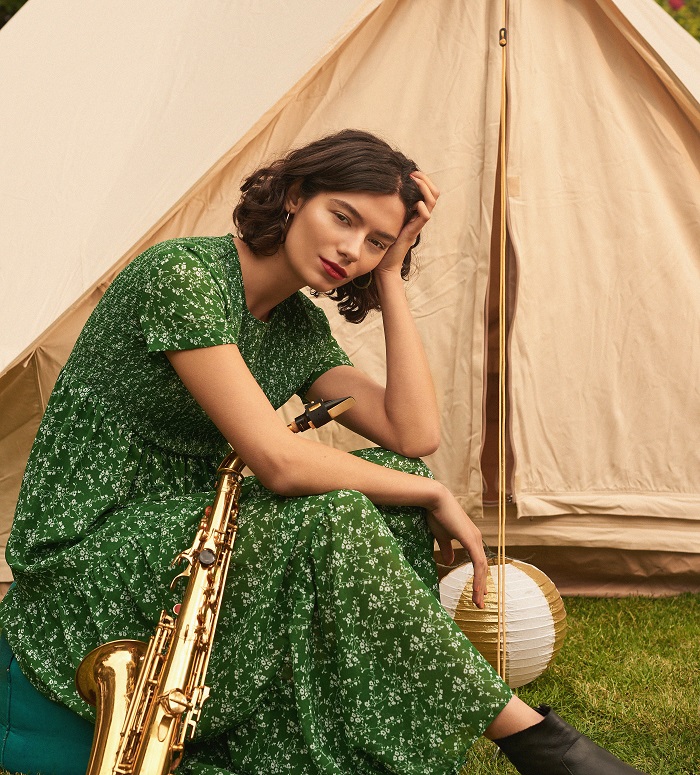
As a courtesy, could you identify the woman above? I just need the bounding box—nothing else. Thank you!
[0,130,643,775]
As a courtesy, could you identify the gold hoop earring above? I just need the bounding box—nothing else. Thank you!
[352,271,373,289]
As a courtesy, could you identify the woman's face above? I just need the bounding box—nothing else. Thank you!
[284,189,406,293]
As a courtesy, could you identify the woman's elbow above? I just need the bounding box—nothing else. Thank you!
[396,428,441,459]
[251,449,305,496]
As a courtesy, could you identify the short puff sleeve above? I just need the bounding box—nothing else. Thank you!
[138,241,241,352]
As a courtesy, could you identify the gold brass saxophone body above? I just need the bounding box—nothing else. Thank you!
[76,397,354,775]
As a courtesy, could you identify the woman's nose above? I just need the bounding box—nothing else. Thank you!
[338,233,363,263]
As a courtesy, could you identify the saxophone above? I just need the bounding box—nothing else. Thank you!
[76,397,354,775]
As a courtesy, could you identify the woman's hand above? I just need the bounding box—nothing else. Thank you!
[375,171,440,276]
[427,485,489,609]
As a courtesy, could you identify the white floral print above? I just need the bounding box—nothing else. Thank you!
[0,237,511,774]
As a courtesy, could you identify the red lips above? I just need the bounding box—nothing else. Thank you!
[320,258,347,280]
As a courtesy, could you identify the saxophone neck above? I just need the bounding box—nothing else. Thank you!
[217,452,246,477]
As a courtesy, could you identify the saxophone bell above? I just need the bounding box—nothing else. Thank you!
[75,639,148,775]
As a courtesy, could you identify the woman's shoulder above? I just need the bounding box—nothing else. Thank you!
[100,236,236,299]
[129,234,236,273]
[72,235,242,361]
[107,234,241,309]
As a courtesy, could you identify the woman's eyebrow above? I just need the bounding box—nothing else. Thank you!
[330,198,398,243]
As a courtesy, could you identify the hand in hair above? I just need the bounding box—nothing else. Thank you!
[375,171,440,277]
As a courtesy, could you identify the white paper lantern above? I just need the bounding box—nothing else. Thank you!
[440,559,567,689]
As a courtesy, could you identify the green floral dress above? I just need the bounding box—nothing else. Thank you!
[0,236,511,774]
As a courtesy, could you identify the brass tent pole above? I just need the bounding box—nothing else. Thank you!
[496,1,509,683]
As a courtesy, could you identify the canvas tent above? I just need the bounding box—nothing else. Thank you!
[1,0,699,594]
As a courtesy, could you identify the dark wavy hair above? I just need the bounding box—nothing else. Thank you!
[232,129,423,323]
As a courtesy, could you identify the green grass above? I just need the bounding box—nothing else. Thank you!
[462,595,700,775]
[1,596,698,774]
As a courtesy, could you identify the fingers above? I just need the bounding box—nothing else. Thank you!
[392,172,438,247]
[424,488,491,610]
[410,170,440,202]
[427,497,489,609]
[437,536,455,566]
[470,551,489,610]
[410,171,440,215]
[458,522,489,609]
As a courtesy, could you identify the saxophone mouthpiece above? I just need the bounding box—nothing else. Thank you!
[288,396,355,433]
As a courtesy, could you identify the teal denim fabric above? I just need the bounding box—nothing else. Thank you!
[0,631,93,775]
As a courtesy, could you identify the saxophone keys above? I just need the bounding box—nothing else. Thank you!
[160,689,190,716]
[170,549,194,569]
[184,686,210,738]
[198,548,217,567]
[169,567,191,591]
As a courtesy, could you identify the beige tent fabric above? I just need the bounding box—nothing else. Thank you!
[507,0,700,527]
[85,0,503,517]
[0,0,384,579]
[1,0,699,591]
[0,0,380,374]
[602,0,700,116]
[0,0,501,579]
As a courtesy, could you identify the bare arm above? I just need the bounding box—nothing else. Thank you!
[166,342,488,607]
[309,172,441,458]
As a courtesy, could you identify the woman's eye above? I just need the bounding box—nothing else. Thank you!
[334,212,350,224]
[369,238,386,250]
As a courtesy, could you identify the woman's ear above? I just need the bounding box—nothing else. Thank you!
[285,180,303,214]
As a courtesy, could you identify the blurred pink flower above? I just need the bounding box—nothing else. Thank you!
[669,0,685,9]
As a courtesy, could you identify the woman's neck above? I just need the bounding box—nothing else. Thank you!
[233,237,303,322]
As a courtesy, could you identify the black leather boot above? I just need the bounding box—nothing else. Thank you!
[495,705,646,774]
